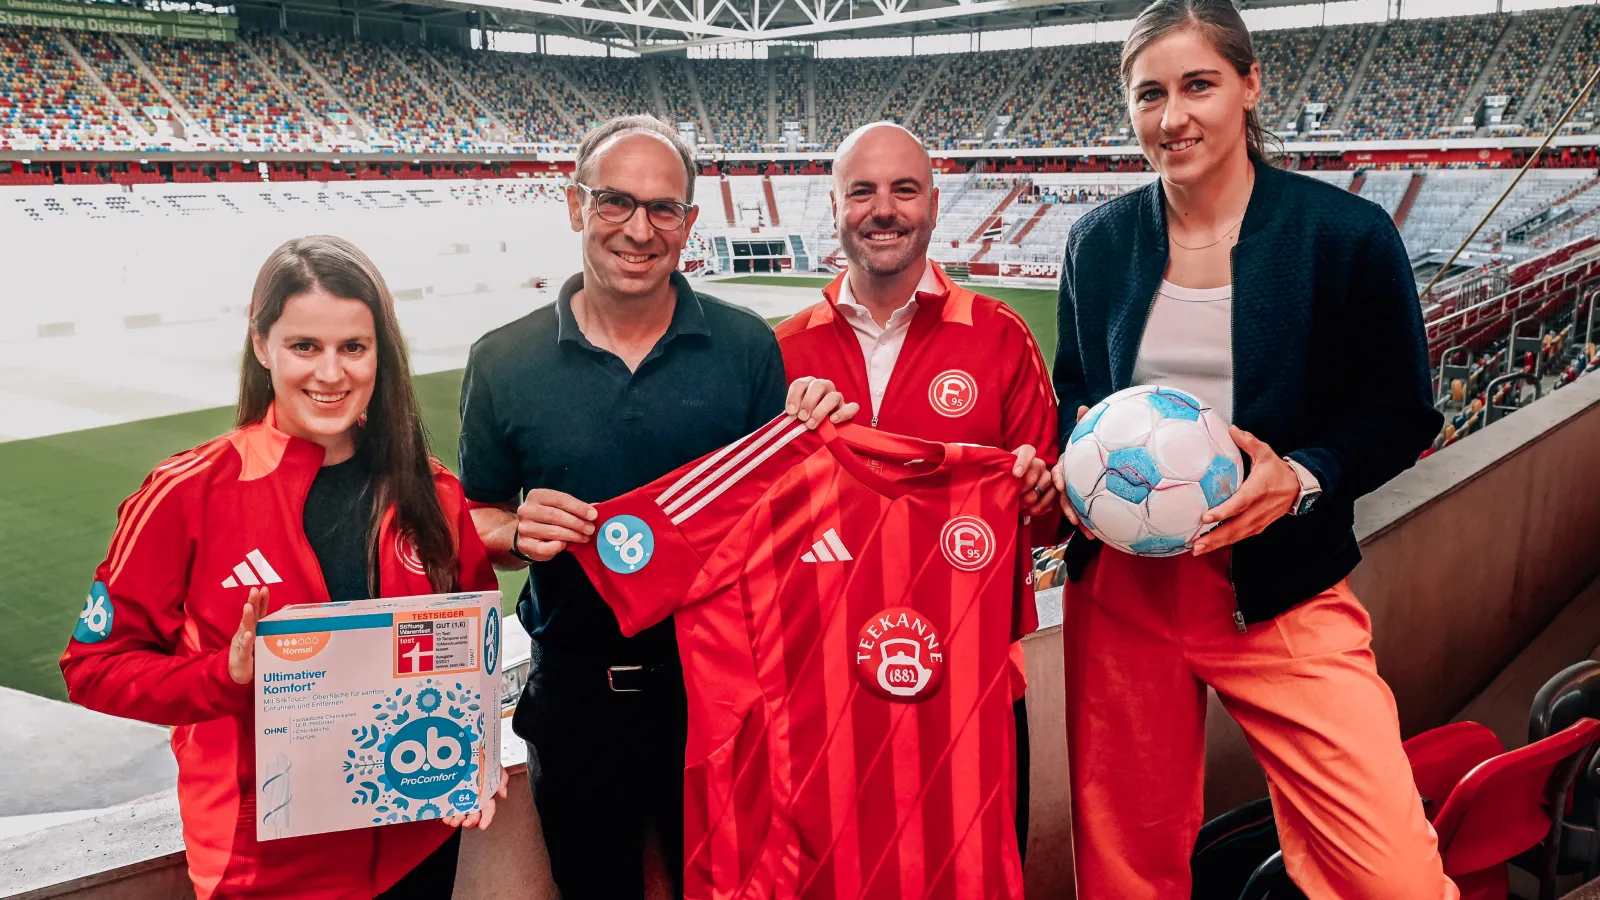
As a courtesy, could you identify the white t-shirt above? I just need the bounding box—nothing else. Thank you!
[835,262,940,419]
[1132,280,1235,424]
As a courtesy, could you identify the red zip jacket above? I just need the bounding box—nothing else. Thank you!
[775,261,1060,541]
[60,408,498,900]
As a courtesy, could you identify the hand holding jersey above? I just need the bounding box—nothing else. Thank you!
[501,376,857,564]
[1008,443,1057,516]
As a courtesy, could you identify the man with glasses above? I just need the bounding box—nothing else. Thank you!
[459,115,853,898]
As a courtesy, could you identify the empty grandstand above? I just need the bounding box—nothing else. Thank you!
[1,6,1598,155]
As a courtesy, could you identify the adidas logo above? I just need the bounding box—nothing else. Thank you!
[800,529,853,564]
[222,549,283,589]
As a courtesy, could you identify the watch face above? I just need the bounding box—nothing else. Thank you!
[1297,493,1319,516]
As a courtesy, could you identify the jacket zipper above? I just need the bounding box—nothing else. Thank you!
[1226,241,1246,634]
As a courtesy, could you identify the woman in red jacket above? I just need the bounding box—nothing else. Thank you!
[61,235,506,899]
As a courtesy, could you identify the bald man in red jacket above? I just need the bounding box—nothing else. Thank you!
[775,122,1060,860]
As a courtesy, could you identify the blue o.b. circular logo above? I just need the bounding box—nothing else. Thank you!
[483,607,500,676]
[73,581,114,644]
[597,515,653,574]
[383,716,472,800]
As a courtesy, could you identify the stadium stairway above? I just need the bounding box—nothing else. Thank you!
[762,174,781,227]
[720,174,736,225]
[1009,201,1052,246]
[966,179,1028,243]
[1395,171,1428,229]
[1349,170,1367,195]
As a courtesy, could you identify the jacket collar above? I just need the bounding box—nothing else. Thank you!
[1139,155,1285,246]
[224,404,340,481]
[807,259,974,329]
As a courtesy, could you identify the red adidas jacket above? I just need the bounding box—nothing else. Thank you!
[775,261,1061,543]
[60,408,497,900]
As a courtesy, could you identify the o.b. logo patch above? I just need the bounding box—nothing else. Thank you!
[854,607,947,703]
[940,516,995,571]
[598,515,653,574]
[483,607,500,676]
[383,716,473,800]
[928,370,978,418]
[73,581,113,644]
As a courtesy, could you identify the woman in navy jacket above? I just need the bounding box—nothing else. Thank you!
[1049,1,1452,897]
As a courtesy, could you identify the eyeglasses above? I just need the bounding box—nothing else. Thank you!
[573,183,694,231]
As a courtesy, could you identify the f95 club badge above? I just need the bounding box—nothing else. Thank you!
[393,608,480,677]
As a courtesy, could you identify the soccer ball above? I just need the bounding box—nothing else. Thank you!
[1061,385,1243,557]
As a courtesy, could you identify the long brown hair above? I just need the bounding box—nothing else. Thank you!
[1120,0,1282,164]
[239,235,457,594]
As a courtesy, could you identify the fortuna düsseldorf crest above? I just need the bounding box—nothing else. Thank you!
[928,369,978,417]
[940,515,995,571]
[855,607,947,702]
[394,532,426,576]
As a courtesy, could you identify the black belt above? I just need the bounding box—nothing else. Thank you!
[602,663,676,693]
[530,641,680,693]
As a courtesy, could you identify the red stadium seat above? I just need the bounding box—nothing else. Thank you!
[1403,721,1505,822]
[1432,718,1600,900]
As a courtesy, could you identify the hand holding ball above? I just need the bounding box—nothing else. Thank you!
[1060,386,1243,557]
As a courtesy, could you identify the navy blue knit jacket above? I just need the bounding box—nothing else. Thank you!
[1053,157,1444,624]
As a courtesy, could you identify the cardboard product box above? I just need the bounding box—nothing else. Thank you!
[253,591,504,841]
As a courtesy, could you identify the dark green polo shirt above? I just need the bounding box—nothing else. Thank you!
[458,271,786,664]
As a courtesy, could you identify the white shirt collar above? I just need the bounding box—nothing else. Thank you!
[836,260,939,321]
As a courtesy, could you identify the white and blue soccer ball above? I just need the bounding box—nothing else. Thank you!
[1062,385,1243,557]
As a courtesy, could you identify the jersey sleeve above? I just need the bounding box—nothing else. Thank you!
[996,305,1064,546]
[59,456,252,726]
[569,415,819,637]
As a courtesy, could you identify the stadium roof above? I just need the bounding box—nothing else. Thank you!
[240,0,1330,54]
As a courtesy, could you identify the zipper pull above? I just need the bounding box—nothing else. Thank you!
[870,413,879,427]
[1233,609,1247,633]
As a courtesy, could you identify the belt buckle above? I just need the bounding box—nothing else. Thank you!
[607,665,645,693]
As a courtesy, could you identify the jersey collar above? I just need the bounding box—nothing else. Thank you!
[809,259,975,330]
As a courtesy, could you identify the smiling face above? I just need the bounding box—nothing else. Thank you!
[567,131,699,303]
[250,287,377,461]
[1126,26,1261,187]
[831,124,939,278]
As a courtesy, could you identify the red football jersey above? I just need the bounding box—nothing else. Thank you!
[571,416,1034,900]
[774,260,1060,547]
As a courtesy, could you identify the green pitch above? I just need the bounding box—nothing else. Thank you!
[0,371,516,702]
[0,288,1057,701]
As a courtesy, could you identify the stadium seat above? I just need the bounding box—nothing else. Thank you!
[1192,722,1506,898]
[1432,718,1600,900]
[1528,662,1600,880]
[1404,721,1505,821]
[1236,851,1307,900]
[1191,796,1279,900]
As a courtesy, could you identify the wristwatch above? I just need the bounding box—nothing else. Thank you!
[1282,456,1322,517]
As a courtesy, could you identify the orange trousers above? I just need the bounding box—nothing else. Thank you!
[1062,547,1459,900]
